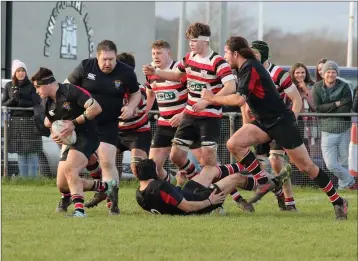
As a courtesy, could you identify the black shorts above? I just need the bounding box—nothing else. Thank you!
[252,113,303,150]
[173,113,221,148]
[117,131,151,155]
[97,120,119,146]
[60,131,100,161]
[255,141,284,157]
[151,125,201,149]
[181,180,221,215]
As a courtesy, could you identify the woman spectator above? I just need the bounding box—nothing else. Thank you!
[1,60,42,177]
[290,62,317,153]
[315,58,327,82]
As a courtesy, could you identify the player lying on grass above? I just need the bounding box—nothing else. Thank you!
[135,158,291,215]
[31,67,118,218]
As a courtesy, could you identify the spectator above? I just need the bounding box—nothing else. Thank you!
[312,60,355,189]
[352,86,358,113]
[290,62,317,153]
[316,58,353,90]
[1,60,42,177]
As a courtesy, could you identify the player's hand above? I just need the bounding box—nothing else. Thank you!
[201,89,214,101]
[169,112,183,127]
[59,120,75,139]
[192,99,210,112]
[176,170,187,186]
[142,64,156,76]
[208,189,226,205]
[50,130,63,145]
[120,106,135,120]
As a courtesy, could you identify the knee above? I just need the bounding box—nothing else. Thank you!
[100,159,115,170]
[169,149,185,166]
[201,151,216,166]
[227,138,239,152]
[324,160,338,171]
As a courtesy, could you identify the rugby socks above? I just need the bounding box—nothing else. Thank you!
[180,159,198,179]
[61,192,71,199]
[86,161,102,180]
[239,150,268,185]
[285,197,296,208]
[313,168,343,205]
[71,194,84,214]
[244,176,256,191]
[216,163,245,180]
[91,180,108,192]
[230,190,242,202]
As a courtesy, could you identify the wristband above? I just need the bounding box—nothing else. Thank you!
[207,198,212,206]
[72,119,79,127]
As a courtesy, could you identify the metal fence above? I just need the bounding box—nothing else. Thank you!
[2,106,358,187]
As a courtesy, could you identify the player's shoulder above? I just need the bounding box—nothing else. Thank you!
[76,58,99,75]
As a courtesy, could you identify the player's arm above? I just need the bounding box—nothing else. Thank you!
[201,65,251,107]
[283,83,302,119]
[145,81,156,113]
[120,71,141,120]
[143,56,187,82]
[64,62,84,85]
[44,117,51,128]
[177,189,226,213]
[241,103,254,124]
[72,86,102,125]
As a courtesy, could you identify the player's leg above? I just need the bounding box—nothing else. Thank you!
[62,149,89,217]
[56,160,71,212]
[226,122,283,203]
[269,147,296,211]
[149,126,174,181]
[55,145,71,212]
[130,131,151,177]
[273,116,348,220]
[170,115,199,179]
[198,117,221,167]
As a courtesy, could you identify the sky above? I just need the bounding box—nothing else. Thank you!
[155,1,357,39]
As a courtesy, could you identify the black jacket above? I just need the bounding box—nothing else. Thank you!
[353,86,358,113]
[2,78,38,117]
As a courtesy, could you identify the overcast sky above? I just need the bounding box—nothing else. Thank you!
[156,1,357,39]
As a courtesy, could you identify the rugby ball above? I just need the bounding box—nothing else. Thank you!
[51,120,77,145]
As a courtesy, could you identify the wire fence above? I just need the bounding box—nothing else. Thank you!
[1,107,358,187]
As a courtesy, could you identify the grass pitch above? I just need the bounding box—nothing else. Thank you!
[1,178,357,261]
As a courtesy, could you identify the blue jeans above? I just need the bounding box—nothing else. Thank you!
[187,151,202,172]
[17,153,39,177]
[321,129,355,189]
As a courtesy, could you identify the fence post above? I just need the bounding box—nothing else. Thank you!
[2,107,9,177]
[229,113,236,163]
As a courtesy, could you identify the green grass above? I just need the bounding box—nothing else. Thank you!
[2,181,357,261]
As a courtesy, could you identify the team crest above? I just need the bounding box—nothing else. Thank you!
[200,70,207,77]
[62,102,71,111]
[113,80,122,89]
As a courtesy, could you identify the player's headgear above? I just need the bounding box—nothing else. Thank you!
[250,40,269,64]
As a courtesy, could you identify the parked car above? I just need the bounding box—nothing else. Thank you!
[1,79,134,179]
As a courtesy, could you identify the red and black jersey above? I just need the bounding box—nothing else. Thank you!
[136,179,185,215]
[145,61,188,126]
[177,51,235,118]
[267,63,295,105]
[118,84,150,133]
[235,58,293,127]
[45,83,96,133]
